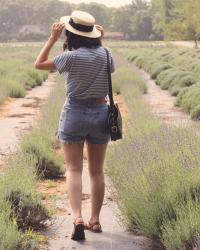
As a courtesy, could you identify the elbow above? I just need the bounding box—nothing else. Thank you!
[34,61,41,70]
[34,62,39,69]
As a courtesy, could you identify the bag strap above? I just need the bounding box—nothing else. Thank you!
[104,48,114,108]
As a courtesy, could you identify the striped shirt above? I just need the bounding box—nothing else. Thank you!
[53,46,115,100]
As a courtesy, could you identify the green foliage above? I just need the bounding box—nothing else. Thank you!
[19,229,46,250]
[26,69,47,87]
[1,0,200,42]
[112,1,158,40]
[191,104,200,120]
[22,134,65,179]
[112,78,121,95]
[152,0,200,42]
[112,66,147,95]
[151,63,172,79]
[0,0,163,42]
[162,201,200,250]
[123,47,200,119]
[0,0,71,40]
[20,74,66,179]
[169,85,181,96]
[0,44,68,249]
[0,45,48,103]
[0,152,50,250]
[0,202,21,250]
[0,0,112,41]
[2,153,51,230]
[107,62,200,250]
[176,83,200,119]
[6,78,27,97]
[37,74,67,146]
[0,205,39,249]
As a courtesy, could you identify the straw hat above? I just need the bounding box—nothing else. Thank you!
[60,10,101,38]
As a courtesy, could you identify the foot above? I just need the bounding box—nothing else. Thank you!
[71,217,85,241]
[84,220,102,233]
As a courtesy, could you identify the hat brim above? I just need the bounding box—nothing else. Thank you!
[60,16,101,38]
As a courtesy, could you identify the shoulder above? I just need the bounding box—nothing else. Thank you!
[53,50,76,74]
[53,50,77,64]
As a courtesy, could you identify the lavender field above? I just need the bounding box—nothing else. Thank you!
[107,50,200,250]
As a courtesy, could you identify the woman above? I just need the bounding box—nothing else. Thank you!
[34,10,115,241]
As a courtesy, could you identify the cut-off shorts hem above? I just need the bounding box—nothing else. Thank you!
[56,133,110,145]
[60,139,84,145]
[56,134,84,145]
[58,137,110,145]
[86,138,110,145]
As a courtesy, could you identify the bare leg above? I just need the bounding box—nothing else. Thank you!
[62,143,84,221]
[86,142,108,223]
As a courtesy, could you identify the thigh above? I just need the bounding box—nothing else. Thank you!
[86,142,108,174]
[62,143,84,171]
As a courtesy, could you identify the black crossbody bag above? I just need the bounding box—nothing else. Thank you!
[104,48,122,141]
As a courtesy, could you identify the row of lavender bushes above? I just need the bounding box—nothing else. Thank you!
[120,47,200,120]
[106,54,200,250]
[0,44,49,104]
[0,71,66,249]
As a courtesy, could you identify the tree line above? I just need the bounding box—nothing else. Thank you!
[0,0,199,42]
[152,0,200,44]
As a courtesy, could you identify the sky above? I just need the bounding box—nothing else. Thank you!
[61,0,133,7]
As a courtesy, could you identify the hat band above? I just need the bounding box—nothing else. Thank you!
[69,18,94,32]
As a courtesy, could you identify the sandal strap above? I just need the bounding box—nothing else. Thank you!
[89,221,101,226]
[74,217,84,225]
[86,221,102,230]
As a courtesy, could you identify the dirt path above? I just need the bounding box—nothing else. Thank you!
[0,73,57,169]
[38,164,148,250]
[37,94,154,250]
[38,48,199,249]
[140,69,200,130]
[170,41,196,48]
[114,51,200,131]
[0,67,152,249]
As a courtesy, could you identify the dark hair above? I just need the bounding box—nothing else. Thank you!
[63,29,102,51]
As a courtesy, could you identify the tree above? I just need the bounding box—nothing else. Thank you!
[151,0,175,39]
[130,9,154,40]
[111,6,133,38]
[0,0,71,41]
[129,0,160,40]
[151,0,200,45]
[170,0,200,45]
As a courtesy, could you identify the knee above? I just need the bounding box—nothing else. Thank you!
[89,168,104,177]
[67,164,82,173]
[90,171,105,185]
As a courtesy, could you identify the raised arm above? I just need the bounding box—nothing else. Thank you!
[34,22,65,71]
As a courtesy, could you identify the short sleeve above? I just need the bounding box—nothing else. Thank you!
[53,51,73,74]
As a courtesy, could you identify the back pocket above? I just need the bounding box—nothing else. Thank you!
[61,108,85,135]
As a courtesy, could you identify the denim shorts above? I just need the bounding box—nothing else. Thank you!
[56,97,110,144]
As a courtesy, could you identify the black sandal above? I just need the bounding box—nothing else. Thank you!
[71,217,85,241]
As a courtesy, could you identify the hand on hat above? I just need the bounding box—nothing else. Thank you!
[50,22,65,42]
[95,25,104,39]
